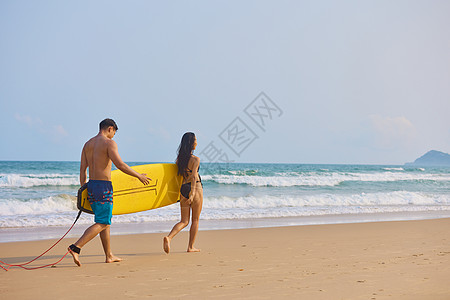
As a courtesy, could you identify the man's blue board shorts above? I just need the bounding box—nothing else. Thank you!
[87,180,113,225]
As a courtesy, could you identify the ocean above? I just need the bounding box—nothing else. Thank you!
[1,161,449,242]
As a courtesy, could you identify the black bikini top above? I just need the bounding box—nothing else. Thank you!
[185,166,201,183]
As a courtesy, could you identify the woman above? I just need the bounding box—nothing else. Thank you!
[163,132,203,253]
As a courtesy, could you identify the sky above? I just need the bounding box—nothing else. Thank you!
[1,0,449,164]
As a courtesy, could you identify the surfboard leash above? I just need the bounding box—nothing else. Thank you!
[0,210,82,271]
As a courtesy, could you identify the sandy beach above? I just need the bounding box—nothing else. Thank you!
[1,218,449,299]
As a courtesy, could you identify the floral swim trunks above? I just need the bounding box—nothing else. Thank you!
[87,180,113,225]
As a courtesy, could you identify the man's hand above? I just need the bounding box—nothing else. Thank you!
[138,173,151,185]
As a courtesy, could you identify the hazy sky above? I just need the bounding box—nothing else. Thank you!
[1,0,449,164]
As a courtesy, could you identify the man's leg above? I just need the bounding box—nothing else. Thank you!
[68,223,108,266]
[99,225,122,263]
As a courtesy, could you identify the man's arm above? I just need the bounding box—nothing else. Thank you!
[80,145,88,186]
[107,140,151,185]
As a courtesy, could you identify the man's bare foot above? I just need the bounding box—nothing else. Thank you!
[187,247,201,253]
[163,236,170,254]
[105,255,122,263]
[68,247,81,267]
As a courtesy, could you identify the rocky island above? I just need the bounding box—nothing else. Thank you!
[406,150,450,166]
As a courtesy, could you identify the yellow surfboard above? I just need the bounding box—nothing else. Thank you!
[77,163,182,215]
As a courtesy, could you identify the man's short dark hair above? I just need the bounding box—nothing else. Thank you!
[99,118,118,131]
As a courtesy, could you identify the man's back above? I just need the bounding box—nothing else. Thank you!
[83,134,114,181]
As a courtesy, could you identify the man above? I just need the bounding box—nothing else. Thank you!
[68,118,150,266]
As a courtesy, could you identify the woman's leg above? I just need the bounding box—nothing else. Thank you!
[188,188,203,252]
[164,199,191,253]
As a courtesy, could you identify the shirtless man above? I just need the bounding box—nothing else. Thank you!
[68,119,150,266]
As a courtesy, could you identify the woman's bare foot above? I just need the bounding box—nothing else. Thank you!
[163,236,171,254]
[68,247,81,267]
[105,255,122,263]
[187,247,201,253]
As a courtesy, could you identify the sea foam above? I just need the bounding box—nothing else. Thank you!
[1,191,448,228]
[0,174,78,188]
[0,194,77,216]
[202,172,450,187]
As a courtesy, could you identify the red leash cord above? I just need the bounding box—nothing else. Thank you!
[0,211,82,271]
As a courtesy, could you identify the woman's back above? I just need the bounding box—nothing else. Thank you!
[182,155,201,184]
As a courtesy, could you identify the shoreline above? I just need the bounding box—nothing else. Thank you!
[2,210,450,243]
[1,218,449,299]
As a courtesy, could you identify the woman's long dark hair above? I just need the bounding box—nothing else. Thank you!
[176,132,196,177]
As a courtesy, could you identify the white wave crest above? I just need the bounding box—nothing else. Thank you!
[0,174,78,187]
[0,192,448,228]
[202,174,342,186]
[202,172,450,187]
[203,191,450,209]
[0,195,77,216]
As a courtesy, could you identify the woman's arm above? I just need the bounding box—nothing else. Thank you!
[188,156,200,203]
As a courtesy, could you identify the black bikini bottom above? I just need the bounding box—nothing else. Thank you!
[180,182,202,199]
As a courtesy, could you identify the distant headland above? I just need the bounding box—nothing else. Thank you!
[405,150,450,166]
